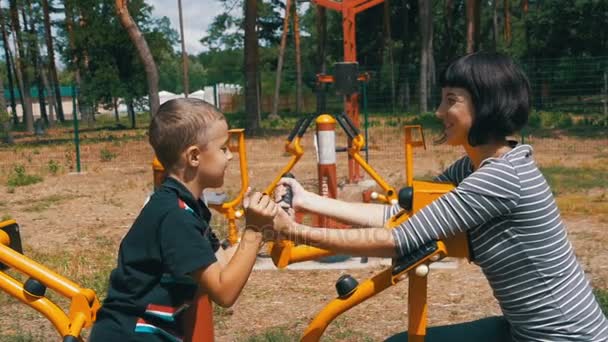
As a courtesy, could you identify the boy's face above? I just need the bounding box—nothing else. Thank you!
[194,120,232,189]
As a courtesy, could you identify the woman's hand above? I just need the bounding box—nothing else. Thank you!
[274,177,311,212]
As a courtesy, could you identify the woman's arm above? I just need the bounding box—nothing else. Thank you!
[276,211,398,258]
[277,177,387,227]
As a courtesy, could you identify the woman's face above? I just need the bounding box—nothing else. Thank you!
[435,87,475,146]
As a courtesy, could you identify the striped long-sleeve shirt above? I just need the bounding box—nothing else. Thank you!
[387,144,608,341]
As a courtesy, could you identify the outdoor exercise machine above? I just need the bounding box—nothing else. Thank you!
[152,128,249,341]
[270,125,471,341]
[0,219,101,341]
[313,0,386,183]
[263,112,398,268]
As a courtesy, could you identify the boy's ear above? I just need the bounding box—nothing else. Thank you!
[184,145,201,167]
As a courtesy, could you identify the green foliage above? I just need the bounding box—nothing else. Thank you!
[99,148,117,162]
[6,165,43,188]
[595,288,608,315]
[538,112,573,129]
[47,160,61,175]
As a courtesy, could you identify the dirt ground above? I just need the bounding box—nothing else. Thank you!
[0,125,606,341]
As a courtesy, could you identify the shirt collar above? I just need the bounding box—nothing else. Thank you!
[162,177,212,222]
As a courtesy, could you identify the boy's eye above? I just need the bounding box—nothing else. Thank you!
[447,98,456,105]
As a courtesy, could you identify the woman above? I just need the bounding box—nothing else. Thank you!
[272,52,608,341]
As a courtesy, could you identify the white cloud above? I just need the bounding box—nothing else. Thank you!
[148,0,230,54]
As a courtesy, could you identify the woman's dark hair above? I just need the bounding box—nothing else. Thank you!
[439,52,531,146]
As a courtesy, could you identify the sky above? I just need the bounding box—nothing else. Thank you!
[148,0,229,55]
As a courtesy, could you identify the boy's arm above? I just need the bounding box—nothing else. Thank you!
[191,229,262,307]
[191,192,276,308]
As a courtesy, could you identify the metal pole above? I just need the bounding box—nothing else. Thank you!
[72,85,81,173]
[363,82,369,163]
[604,71,608,126]
[177,0,189,97]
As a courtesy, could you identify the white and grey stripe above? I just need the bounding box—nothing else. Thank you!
[387,144,608,341]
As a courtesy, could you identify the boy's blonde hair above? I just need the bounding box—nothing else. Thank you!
[149,98,226,171]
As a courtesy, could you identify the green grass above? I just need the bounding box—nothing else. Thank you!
[595,288,608,315]
[13,194,83,213]
[241,326,299,342]
[6,165,43,188]
[540,166,608,195]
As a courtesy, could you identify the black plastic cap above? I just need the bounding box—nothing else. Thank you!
[24,278,46,297]
[398,187,414,211]
[335,274,358,298]
[63,336,79,342]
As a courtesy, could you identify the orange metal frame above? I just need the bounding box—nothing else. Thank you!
[263,114,397,268]
[314,0,385,183]
[207,129,249,246]
[0,220,100,341]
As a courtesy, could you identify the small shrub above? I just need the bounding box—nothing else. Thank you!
[100,148,117,162]
[47,160,61,175]
[6,165,43,187]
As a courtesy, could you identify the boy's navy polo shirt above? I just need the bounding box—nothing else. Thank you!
[89,177,219,342]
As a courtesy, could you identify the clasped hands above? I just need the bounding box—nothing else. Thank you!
[242,177,305,241]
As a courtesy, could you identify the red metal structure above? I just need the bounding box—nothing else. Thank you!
[313,0,385,183]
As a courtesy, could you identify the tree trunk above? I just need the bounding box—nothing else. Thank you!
[383,0,396,113]
[113,97,120,122]
[23,0,49,126]
[244,0,260,133]
[504,0,511,45]
[444,0,454,60]
[178,0,189,97]
[127,98,136,128]
[418,0,431,113]
[293,1,302,116]
[115,0,160,116]
[466,0,480,53]
[9,0,34,132]
[315,5,327,114]
[270,0,291,119]
[64,0,81,121]
[0,8,17,125]
[492,0,499,51]
[40,59,56,127]
[397,0,410,110]
[0,71,13,144]
[42,0,65,122]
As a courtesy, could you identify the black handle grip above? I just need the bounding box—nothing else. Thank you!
[280,173,295,212]
[336,113,359,140]
[287,117,307,142]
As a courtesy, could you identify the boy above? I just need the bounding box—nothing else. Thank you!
[89,98,279,341]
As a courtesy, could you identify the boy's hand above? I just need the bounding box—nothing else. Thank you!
[243,191,278,232]
[272,209,293,236]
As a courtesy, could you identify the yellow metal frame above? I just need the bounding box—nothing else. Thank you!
[264,114,398,267]
[0,220,100,341]
[207,129,250,245]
